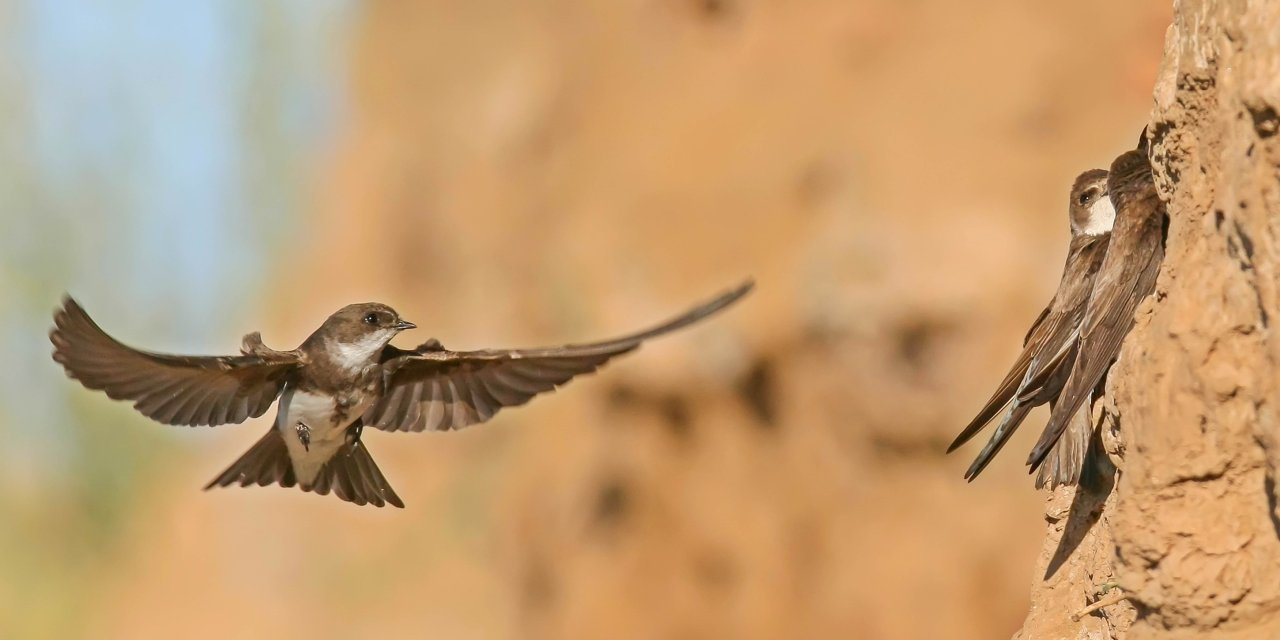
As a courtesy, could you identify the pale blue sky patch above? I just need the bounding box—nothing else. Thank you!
[0,0,356,476]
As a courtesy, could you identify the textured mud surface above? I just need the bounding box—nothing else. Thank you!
[1019,2,1280,638]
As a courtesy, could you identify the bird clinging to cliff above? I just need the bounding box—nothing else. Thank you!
[1027,149,1165,474]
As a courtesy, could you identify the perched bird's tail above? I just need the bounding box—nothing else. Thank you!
[1033,402,1091,489]
[205,428,404,508]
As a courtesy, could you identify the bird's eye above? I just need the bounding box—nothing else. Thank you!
[1078,188,1097,206]
[363,312,379,325]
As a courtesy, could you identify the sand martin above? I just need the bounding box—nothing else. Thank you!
[948,169,1114,487]
[51,280,754,508]
[1027,148,1165,472]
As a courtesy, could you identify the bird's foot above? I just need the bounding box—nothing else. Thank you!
[295,421,311,451]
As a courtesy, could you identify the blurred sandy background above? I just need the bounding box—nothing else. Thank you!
[0,1,1171,638]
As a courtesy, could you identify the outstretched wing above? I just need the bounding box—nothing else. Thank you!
[51,297,299,426]
[364,280,753,433]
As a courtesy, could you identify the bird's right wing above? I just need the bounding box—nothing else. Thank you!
[363,280,753,433]
[51,297,299,426]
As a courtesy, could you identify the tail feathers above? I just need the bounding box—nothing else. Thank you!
[205,428,298,490]
[307,438,404,508]
[947,350,1032,453]
[1033,405,1089,489]
[1033,394,1096,490]
[964,401,1033,482]
[205,428,404,508]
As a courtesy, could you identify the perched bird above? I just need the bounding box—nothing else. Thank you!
[1027,149,1165,472]
[948,169,1114,487]
[50,280,754,508]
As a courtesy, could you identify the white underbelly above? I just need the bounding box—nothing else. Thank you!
[274,387,372,486]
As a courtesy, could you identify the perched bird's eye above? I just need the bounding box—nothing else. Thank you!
[1078,188,1097,206]
[363,312,379,325]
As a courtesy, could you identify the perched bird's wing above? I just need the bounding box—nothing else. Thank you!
[958,231,1110,481]
[51,297,299,426]
[1028,157,1165,471]
[948,233,1106,454]
[1014,335,1081,404]
[364,280,753,433]
[962,341,1078,481]
[945,310,1047,453]
[1027,235,1161,470]
[1022,307,1051,346]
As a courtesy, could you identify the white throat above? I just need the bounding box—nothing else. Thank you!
[1081,196,1115,236]
[330,333,389,371]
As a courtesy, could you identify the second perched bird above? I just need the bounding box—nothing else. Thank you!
[51,280,753,508]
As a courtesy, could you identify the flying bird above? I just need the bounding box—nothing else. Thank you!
[50,280,754,508]
[948,169,1114,487]
[1027,149,1165,473]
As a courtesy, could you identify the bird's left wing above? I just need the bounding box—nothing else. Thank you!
[363,280,753,433]
[51,297,299,427]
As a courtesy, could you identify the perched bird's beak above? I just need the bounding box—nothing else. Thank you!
[393,320,416,331]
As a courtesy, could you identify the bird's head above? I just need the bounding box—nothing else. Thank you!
[1068,169,1113,237]
[1106,149,1156,212]
[311,302,416,368]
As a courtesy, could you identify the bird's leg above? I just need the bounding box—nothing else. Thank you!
[295,421,311,451]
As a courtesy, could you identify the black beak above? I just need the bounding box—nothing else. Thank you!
[393,320,416,331]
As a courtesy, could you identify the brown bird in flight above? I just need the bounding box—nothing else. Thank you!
[50,280,754,508]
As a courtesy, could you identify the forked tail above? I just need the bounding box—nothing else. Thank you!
[205,427,404,508]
